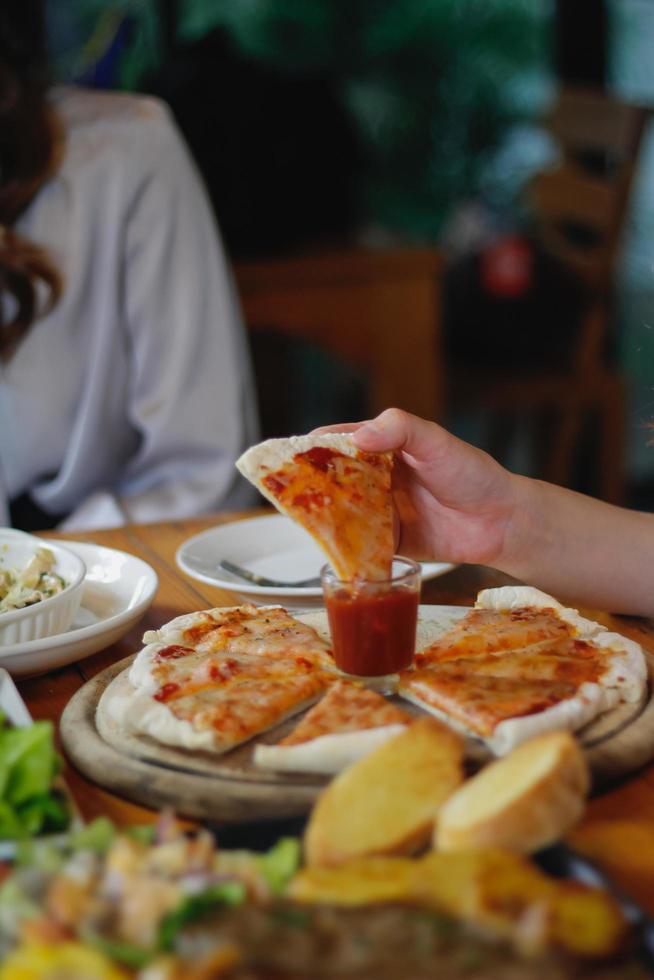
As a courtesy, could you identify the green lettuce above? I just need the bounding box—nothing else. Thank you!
[159,880,247,950]
[257,837,301,895]
[69,816,116,854]
[0,717,69,840]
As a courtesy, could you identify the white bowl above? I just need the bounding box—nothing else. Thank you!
[0,529,86,645]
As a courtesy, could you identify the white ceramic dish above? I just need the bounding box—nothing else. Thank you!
[0,541,158,677]
[0,529,86,645]
[0,667,32,726]
[176,514,456,606]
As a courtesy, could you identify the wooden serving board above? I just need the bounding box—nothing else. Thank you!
[60,607,654,823]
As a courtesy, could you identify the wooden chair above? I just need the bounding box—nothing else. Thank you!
[234,246,444,429]
[448,87,648,503]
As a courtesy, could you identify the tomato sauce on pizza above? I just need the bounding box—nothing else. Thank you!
[278,680,411,746]
[237,434,394,581]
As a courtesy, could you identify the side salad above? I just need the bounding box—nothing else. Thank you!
[0,814,300,977]
[0,810,644,980]
[0,548,66,615]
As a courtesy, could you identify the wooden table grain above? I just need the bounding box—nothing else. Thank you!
[17,512,654,911]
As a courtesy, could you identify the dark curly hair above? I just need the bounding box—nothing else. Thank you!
[0,0,61,361]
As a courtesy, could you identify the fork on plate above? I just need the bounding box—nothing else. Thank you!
[218,560,322,589]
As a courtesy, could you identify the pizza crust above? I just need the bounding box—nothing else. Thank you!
[253,724,408,775]
[98,670,227,754]
[100,604,333,756]
[98,668,324,756]
[476,586,645,704]
[132,604,279,693]
[475,586,602,634]
[236,433,361,499]
[97,591,648,766]
[400,587,647,755]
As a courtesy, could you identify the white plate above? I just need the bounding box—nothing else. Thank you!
[0,667,32,726]
[0,541,158,677]
[176,514,455,605]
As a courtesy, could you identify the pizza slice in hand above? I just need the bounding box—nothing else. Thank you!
[236,433,394,581]
[254,679,412,774]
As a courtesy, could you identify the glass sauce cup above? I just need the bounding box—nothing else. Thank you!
[321,557,421,685]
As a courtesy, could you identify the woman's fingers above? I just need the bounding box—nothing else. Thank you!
[352,408,452,462]
[310,420,370,436]
[312,410,451,467]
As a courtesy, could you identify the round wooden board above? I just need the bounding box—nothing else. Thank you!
[60,611,654,823]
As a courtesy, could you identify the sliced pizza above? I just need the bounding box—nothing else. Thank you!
[254,680,412,774]
[399,586,646,754]
[98,605,336,755]
[236,433,394,581]
[413,606,574,664]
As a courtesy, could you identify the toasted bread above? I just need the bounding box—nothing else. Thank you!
[289,856,417,906]
[290,848,626,959]
[435,731,589,853]
[416,849,627,958]
[304,717,464,867]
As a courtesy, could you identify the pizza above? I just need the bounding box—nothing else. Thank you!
[236,433,394,581]
[98,588,647,768]
[98,605,337,755]
[398,587,646,754]
[254,680,412,774]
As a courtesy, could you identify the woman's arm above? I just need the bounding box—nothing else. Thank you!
[501,476,654,616]
[341,408,654,616]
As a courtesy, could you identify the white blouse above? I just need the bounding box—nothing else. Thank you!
[0,86,259,531]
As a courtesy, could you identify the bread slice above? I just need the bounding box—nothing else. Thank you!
[435,731,589,854]
[416,849,626,958]
[304,717,464,867]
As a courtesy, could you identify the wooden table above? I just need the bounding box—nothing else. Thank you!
[17,512,654,912]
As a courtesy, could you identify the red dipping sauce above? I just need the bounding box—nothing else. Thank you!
[322,557,421,677]
[325,585,419,676]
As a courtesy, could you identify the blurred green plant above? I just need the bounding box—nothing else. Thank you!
[47,0,161,89]
[47,0,552,239]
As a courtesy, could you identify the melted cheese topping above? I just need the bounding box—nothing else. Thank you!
[128,605,336,751]
[415,608,574,664]
[400,607,613,738]
[403,669,578,737]
[279,681,411,746]
[259,447,394,581]
[165,674,330,738]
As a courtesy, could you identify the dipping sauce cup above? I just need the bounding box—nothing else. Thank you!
[321,557,421,678]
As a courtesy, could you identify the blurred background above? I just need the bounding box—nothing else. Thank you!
[46,0,654,507]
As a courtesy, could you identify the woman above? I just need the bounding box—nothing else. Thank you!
[326,407,654,617]
[0,2,258,531]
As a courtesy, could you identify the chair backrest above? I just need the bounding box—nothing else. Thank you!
[528,87,648,291]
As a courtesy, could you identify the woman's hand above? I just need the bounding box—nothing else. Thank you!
[318,407,654,615]
[318,407,525,567]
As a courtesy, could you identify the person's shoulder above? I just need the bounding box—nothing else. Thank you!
[51,86,184,176]
[52,85,175,138]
